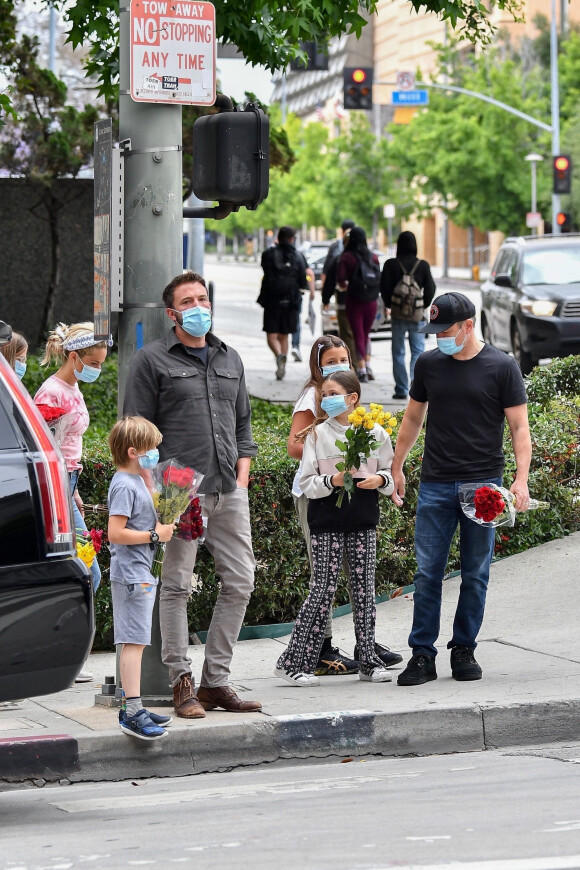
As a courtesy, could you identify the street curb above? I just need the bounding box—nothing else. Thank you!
[0,735,80,782]
[37,697,579,785]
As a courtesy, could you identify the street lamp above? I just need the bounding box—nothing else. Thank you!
[525,152,544,234]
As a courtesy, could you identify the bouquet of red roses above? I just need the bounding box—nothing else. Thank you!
[458,482,549,528]
[35,403,67,445]
[150,460,204,524]
[149,459,204,579]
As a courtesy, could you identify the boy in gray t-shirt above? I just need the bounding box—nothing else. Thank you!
[107,416,175,741]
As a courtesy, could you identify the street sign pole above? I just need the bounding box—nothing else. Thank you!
[118,2,184,699]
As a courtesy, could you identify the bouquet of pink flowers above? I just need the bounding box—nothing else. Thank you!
[458,482,549,528]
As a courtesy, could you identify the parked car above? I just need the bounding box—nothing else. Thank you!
[299,241,334,290]
[480,234,580,374]
[0,354,94,703]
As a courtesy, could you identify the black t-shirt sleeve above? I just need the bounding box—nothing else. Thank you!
[409,352,429,403]
[499,355,528,408]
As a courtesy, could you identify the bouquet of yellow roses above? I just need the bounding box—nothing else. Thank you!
[334,403,397,507]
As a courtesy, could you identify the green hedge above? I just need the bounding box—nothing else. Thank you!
[22,353,580,650]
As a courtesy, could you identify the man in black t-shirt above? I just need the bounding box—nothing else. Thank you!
[390,292,531,686]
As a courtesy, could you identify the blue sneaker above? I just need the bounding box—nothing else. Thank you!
[146,710,173,727]
[119,709,168,741]
[118,709,173,728]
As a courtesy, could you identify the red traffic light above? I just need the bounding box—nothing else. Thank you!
[352,68,367,84]
[553,154,572,194]
[556,212,571,231]
[343,67,374,110]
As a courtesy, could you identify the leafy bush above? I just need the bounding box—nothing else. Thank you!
[47,356,580,650]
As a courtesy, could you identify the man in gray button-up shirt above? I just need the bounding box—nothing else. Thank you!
[124,271,262,719]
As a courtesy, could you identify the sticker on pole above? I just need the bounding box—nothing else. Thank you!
[130,0,216,105]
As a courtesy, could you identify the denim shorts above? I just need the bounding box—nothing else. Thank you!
[111,580,157,646]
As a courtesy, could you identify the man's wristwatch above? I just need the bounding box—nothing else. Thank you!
[149,529,159,546]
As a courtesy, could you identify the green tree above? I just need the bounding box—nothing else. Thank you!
[0,0,523,107]
[390,41,551,236]
[326,113,398,236]
[0,34,98,344]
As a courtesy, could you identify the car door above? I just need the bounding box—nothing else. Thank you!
[493,248,519,348]
[484,249,507,344]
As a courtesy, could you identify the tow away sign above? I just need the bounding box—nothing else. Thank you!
[130,0,216,105]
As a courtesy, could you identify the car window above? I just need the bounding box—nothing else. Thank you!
[492,250,507,277]
[503,251,519,285]
[522,246,580,285]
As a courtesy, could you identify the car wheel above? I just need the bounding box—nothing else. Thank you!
[511,323,535,375]
[481,315,492,345]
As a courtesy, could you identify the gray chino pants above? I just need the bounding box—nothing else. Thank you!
[160,488,255,688]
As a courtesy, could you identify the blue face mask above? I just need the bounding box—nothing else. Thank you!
[321,363,350,377]
[437,326,466,356]
[15,359,27,380]
[321,394,351,418]
[73,359,102,383]
[178,306,212,337]
[138,448,160,470]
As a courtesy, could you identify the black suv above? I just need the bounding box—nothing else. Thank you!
[480,234,580,374]
[0,352,94,702]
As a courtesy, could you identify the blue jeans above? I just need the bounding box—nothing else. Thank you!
[391,319,425,396]
[292,295,303,349]
[409,479,499,659]
[69,470,101,593]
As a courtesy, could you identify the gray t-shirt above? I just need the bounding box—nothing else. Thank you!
[108,471,158,585]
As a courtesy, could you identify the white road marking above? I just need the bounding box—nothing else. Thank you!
[541,820,580,832]
[50,772,422,813]
[375,858,580,870]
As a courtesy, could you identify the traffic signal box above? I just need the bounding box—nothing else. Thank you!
[192,104,269,210]
[553,155,572,194]
[343,67,373,111]
[290,41,329,71]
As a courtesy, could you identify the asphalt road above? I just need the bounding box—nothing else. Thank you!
[2,746,580,869]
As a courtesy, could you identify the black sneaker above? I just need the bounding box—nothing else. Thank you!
[315,645,359,676]
[354,642,403,668]
[397,653,437,686]
[450,646,482,681]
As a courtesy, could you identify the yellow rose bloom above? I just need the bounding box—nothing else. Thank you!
[364,420,374,430]
[386,427,393,435]
[355,406,365,415]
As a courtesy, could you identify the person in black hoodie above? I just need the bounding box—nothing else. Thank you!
[381,231,436,400]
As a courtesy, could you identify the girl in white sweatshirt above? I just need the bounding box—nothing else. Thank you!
[275,370,395,686]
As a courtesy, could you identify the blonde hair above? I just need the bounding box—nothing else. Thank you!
[108,416,163,467]
[0,332,28,369]
[40,322,109,366]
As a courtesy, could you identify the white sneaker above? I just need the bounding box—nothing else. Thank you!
[74,669,94,683]
[291,347,302,362]
[274,667,320,687]
[359,666,392,683]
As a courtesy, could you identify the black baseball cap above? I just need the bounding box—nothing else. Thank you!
[419,292,476,334]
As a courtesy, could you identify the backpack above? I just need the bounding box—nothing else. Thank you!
[258,245,303,308]
[347,255,381,302]
[390,259,424,322]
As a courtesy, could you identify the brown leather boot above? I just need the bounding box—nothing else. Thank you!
[172,674,206,719]
[196,685,262,712]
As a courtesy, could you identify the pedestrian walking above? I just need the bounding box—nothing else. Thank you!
[107,416,175,741]
[34,322,110,682]
[276,369,396,686]
[321,219,357,365]
[258,226,313,379]
[287,334,403,673]
[337,227,381,383]
[123,271,262,719]
[0,330,28,380]
[391,292,531,686]
[381,231,436,400]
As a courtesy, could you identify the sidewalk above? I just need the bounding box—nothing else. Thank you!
[2,533,579,786]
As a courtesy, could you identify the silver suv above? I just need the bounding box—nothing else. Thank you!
[480,234,580,374]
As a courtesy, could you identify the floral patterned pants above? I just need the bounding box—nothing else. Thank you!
[276,529,384,677]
